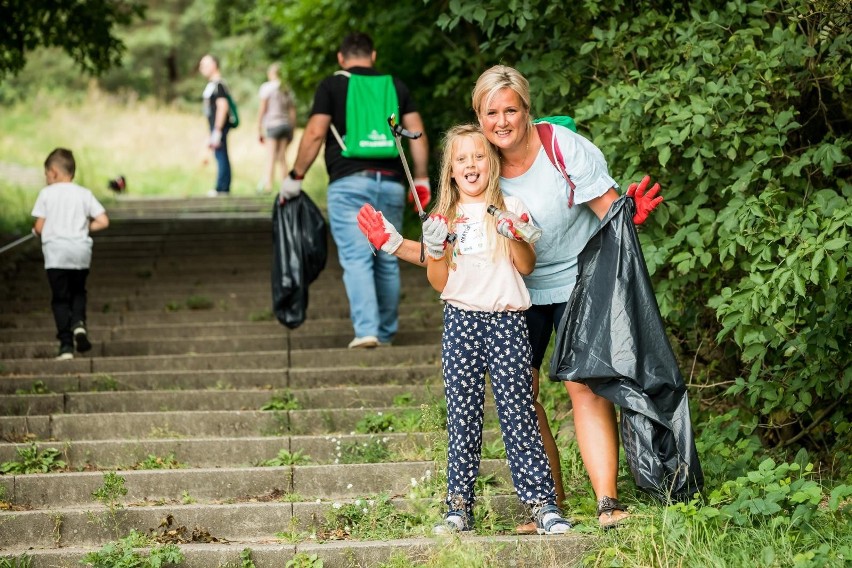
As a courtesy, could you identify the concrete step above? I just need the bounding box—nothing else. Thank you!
[0,329,442,359]
[0,493,532,549]
[0,344,441,376]
[0,364,441,394]
[0,300,441,328]
[1,267,429,300]
[0,384,441,415]
[1,286,439,315]
[0,402,474,440]
[0,430,481,469]
[0,312,443,343]
[3,460,516,509]
[0,533,590,568]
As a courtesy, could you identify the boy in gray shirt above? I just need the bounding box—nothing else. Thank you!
[32,148,110,360]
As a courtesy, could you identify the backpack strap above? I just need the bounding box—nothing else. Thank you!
[328,71,352,151]
[535,122,576,208]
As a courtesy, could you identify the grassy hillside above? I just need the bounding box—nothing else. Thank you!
[0,88,327,234]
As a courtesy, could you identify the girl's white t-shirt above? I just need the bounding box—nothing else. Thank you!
[440,196,532,312]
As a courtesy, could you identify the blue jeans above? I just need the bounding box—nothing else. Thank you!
[211,125,231,192]
[327,172,405,342]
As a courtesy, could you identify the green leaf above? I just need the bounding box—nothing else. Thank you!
[810,248,825,272]
[580,41,596,55]
[792,273,806,297]
[659,146,671,168]
[825,255,839,281]
[828,485,852,511]
[824,238,847,251]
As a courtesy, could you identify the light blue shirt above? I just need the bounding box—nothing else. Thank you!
[500,125,617,305]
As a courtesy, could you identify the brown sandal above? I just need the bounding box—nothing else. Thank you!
[597,496,628,529]
[515,519,537,535]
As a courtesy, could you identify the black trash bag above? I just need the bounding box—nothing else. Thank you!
[549,195,704,502]
[271,194,328,329]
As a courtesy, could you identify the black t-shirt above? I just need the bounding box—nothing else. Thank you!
[310,66,417,183]
[204,81,231,129]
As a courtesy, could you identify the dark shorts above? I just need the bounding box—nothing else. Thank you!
[266,124,293,141]
[525,302,567,371]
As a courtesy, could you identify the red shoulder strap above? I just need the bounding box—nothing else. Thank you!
[536,122,576,208]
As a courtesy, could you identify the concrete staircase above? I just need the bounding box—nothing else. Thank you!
[0,196,590,567]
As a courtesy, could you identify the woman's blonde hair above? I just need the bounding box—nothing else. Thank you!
[471,64,532,121]
[431,124,508,260]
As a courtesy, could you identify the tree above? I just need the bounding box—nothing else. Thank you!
[0,0,145,78]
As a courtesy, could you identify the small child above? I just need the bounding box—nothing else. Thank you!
[422,124,570,535]
[31,148,109,360]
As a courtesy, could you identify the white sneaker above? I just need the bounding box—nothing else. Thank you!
[535,504,572,535]
[348,336,379,349]
[433,511,471,535]
[206,189,219,197]
[55,351,74,361]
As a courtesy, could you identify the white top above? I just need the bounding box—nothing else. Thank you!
[500,125,617,305]
[258,80,293,129]
[440,196,532,312]
[31,182,106,269]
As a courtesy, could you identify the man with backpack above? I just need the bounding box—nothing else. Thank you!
[199,54,238,196]
[280,32,430,349]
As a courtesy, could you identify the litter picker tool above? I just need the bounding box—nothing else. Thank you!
[388,113,429,263]
[387,114,425,221]
[0,233,35,255]
[387,114,455,263]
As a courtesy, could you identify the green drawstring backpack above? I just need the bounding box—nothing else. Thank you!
[329,71,399,159]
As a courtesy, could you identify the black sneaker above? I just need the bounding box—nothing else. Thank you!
[73,322,92,353]
[56,344,74,361]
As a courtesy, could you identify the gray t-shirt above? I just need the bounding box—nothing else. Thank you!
[500,125,617,305]
[31,182,106,269]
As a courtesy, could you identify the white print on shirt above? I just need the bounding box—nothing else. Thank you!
[456,220,487,256]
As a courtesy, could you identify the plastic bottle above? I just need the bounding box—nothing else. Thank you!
[487,205,542,244]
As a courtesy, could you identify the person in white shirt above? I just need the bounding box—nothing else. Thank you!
[416,123,570,535]
[31,148,109,360]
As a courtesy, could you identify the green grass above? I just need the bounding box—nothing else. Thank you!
[0,181,38,235]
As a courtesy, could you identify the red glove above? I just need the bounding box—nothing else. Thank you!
[408,177,431,211]
[626,175,663,225]
[357,204,402,253]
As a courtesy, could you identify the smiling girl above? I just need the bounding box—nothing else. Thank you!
[421,124,570,536]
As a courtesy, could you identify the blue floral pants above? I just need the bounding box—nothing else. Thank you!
[441,303,557,517]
